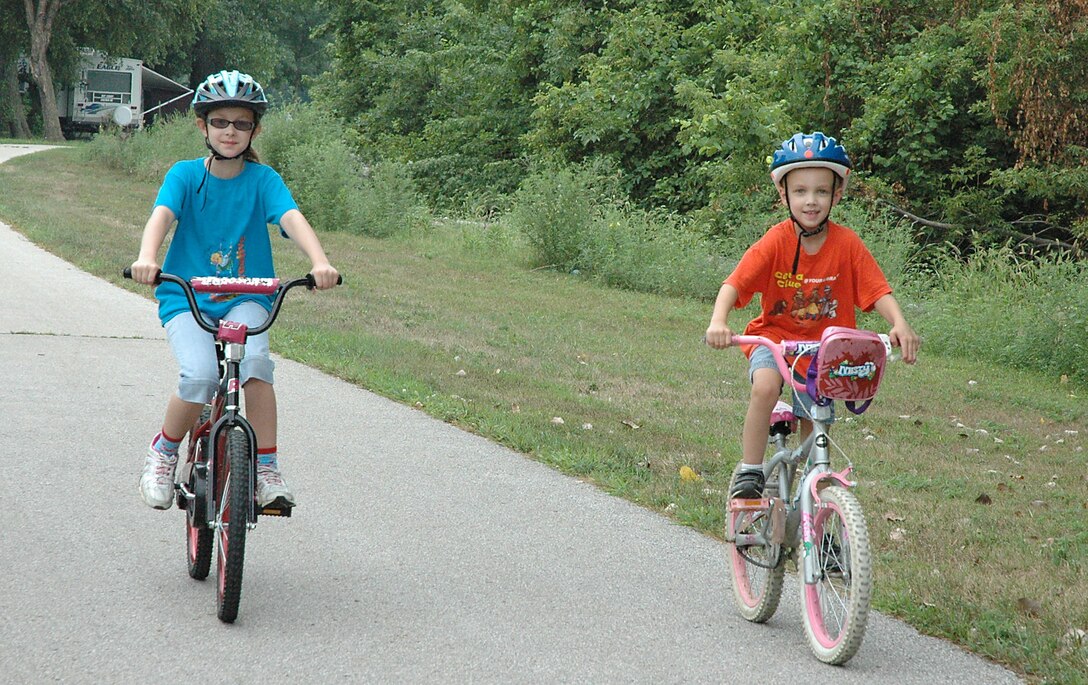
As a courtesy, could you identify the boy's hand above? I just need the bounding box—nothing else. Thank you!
[704,322,734,349]
[889,322,920,364]
[309,263,340,290]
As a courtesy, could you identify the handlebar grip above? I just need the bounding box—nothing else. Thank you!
[123,267,162,284]
[305,273,344,289]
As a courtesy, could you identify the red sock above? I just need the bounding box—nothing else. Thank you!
[257,446,278,468]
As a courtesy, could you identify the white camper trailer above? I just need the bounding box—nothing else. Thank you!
[56,49,191,135]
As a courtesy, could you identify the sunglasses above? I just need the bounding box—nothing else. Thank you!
[207,117,256,132]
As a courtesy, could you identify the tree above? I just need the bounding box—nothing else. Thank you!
[8,0,201,140]
[0,0,30,137]
[22,0,72,141]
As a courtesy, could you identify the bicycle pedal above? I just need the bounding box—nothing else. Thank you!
[258,502,294,517]
[728,498,771,512]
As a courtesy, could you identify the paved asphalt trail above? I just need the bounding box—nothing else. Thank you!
[0,145,1021,683]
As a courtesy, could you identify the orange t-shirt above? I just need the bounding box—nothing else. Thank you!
[725,219,892,371]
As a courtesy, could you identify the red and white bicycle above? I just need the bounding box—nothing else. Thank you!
[125,268,340,622]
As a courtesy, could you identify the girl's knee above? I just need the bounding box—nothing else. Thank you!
[240,354,275,386]
[177,376,217,404]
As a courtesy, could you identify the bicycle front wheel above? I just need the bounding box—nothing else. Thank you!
[726,462,785,622]
[801,485,872,665]
[215,428,251,623]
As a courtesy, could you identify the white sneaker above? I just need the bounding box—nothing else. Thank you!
[256,464,296,508]
[140,445,178,510]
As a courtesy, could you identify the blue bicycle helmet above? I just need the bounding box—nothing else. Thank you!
[769,132,852,189]
[192,70,268,118]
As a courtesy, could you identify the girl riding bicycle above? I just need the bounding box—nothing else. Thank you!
[704,132,920,499]
[130,70,339,511]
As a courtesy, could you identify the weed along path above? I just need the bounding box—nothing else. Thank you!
[0,144,1022,683]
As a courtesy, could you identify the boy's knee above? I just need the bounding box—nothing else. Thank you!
[750,371,782,405]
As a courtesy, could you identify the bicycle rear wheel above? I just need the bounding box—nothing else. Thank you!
[215,428,251,623]
[726,462,785,622]
[185,407,213,580]
[802,485,872,665]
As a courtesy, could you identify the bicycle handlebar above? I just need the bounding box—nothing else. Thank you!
[123,267,343,337]
[730,333,893,393]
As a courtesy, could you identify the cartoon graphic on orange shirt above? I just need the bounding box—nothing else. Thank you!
[771,282,839,325]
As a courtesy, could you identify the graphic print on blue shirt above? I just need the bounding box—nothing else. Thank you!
[151,158,298,325]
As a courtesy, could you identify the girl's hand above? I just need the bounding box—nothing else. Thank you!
[310,263,340,290]
[129,259,161,286]
[889,322,920,364]
[704,321,734,349]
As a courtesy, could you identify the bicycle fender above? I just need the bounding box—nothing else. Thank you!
[809,467,855,504]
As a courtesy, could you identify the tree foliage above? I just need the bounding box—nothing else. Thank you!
[316,0,1088,253]
[0,0,329,140]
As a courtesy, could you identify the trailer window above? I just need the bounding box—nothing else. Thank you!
[86,70,132,104]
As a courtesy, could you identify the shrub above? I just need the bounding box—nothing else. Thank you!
[921,246,1088,384]
[82,113,203,180]
[583,204,728,300]
[256,104,344,172]
[352,161,430,238]
[279,139,363,234]
[508,166,598,271]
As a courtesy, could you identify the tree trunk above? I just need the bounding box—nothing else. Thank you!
[23,0,68,142]
[189,29,218,90]
[1,60,32,139]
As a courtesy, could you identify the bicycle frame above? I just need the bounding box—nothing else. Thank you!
[729,336,862,584]
[193,337,262,528]
[755,404,857,585]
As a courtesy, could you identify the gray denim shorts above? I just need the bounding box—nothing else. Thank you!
[164,300,275,404]
[748,345,834,421]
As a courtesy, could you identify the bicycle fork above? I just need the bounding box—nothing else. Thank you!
[798,433,856,584]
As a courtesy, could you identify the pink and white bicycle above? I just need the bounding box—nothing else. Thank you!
[724,328,893,665]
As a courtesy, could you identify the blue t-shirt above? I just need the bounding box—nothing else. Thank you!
[153,158,298,325]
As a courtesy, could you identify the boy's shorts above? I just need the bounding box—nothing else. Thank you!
[164,300,275,404]
[748,345,835,421]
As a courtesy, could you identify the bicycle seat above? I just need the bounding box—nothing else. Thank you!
[770,400,796,425]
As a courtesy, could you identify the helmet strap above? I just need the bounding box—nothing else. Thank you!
[203,136,249,162]
[196,138,250,211]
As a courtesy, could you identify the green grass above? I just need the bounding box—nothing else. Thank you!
[2,148,1087,683]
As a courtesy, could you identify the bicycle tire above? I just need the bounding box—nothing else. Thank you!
[801,485,872,665]
[185,407,213,580]
[215,428,250,623]
[726,461,786,623]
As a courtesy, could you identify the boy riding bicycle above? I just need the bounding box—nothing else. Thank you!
[130,70,339,511]
[704,132,920,499]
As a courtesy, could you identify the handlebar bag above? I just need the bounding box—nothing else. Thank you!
[806,326,887,414]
